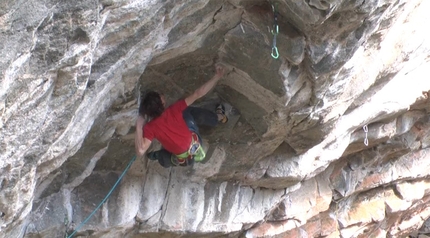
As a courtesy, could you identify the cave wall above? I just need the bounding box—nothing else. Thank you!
[1,0,430,237]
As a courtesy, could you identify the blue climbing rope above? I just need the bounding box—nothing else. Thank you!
[66,155,137,238]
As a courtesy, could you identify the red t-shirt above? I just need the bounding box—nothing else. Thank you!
[143,100,192,154]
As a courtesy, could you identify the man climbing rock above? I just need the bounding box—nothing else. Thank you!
[134,64,228,168]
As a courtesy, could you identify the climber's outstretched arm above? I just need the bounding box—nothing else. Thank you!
[185,64,225,106]
[135,115,151,157]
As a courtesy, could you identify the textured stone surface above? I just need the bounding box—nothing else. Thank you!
[1,0,430,237]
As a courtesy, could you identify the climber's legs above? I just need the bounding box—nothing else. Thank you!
[147,149,174,168]
[183,107,219,131]
[182,106,220,145]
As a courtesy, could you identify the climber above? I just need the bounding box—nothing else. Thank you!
[134,64,228,168]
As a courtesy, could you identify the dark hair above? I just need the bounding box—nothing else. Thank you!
[139,91,164,118]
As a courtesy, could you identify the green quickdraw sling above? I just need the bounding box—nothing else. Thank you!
[175,132,206,162]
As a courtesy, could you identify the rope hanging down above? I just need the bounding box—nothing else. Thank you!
[65,155,137,238]
[271,2,279,59]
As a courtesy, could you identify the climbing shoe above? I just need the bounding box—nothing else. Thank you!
[147,151,158,161]
[216,104,228,124]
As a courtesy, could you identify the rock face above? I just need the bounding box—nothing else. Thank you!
[1,0,430,237]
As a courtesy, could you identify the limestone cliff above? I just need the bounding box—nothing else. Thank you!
[1,0,430,237]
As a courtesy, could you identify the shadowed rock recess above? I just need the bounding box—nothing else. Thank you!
[1,0,430,237]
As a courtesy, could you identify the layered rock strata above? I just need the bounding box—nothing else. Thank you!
[1,0,430,237]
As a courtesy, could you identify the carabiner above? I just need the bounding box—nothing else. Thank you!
[271,46,279,59]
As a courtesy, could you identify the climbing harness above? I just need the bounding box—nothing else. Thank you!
[65,155,137,238]
[175,133,206,162]
[363,125,369,146]
[175,133,205,162]
[270,2,280,59]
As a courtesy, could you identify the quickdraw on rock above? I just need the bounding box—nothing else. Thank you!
[363,125,369,146]
[271,2,279,59]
